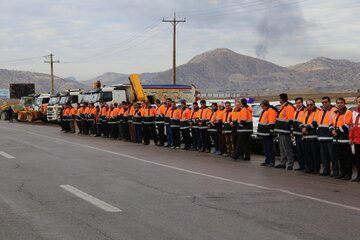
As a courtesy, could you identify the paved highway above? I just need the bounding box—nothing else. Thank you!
[0,120,359,240]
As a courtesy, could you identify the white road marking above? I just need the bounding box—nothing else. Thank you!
[2,125,360,212]
[0,151,15,159]
[60,185,122,213]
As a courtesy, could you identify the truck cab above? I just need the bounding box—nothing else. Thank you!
[47,89,82,122]
[80,85,132,106]
[47,93,61,122]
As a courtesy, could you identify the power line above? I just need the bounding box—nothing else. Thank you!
[0,56,44,64]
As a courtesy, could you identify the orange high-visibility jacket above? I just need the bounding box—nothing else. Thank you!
[329,108,353,143]
[299,108,319,140]
[257,107,276,137]
[274,102,295,134]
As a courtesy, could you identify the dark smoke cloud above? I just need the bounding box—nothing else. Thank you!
[255,0,307,58]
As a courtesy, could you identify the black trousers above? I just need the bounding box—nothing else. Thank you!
[355,144,360,175]
[181,128,192,148]
[134,124,142,143]
[90,120,96,135]
[102,121,109,137]
[171,127,181,147]
[109,123,118,139]
[233,133,251,160]
[118,122,123,140]
[143,124,158,144]
[209,131,219,151]
[76,120,82,133]
[191,128,200,150]
[82,120,88,135]
[96,123,102,136]
[319,140,337,174]
[304,140,321,173]
[156,123,165,145]
[295,135,306,169]
[199,129,211,151]
[334,143,352,177]
[122,122,130,140]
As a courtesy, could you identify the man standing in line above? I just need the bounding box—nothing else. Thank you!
[164,98,173,148]
[300,99,321,174]
[330,98,353,180]
[197,100,211,152]
[189,102,200,151]
[292,97,306,171]
[180,100,192,150]
[207,103,219,154]
[168,101,181,149]
[155,99,166,146]
[274,93,295,170]
[257,100,277,167]
[316,97,337,176]
[222,102,233,157]
[231,98,253,161]
[349,96,360,182]
[143,101,158,145]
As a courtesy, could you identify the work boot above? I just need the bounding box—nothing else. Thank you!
[275,164,286,169]
[351,175,360,182]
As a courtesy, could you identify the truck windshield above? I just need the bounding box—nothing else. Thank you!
[89,92,100,103]
[252,105,263,117]
[59,96,69,105]
[48,97,60,106]
[20,97,34,106]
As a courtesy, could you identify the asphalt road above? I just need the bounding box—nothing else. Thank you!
[0,120,359,240]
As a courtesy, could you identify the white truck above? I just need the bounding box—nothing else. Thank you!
[47,89,83,122]
[80,85,133,106]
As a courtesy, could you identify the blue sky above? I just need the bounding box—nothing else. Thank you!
[0,0,359,80]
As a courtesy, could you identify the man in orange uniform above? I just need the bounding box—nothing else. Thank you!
[330,98,353,180]
[292,97,306,171]
[164,98,173,148]
[179,100,192,150]
[257,100,277,167]
[300,99,320,174]
[60,105,67,132]
[274,93,295,170]
[100,102,107,137]
[75,103,84,134]
[109,104,119,139]
[122,102,131,141]
[189,102,200,151]
[63,105,71,133]
[89,103,97,136]
[82,103,90,135]
[316,97,337,176]
[128,103,136,142]
[117,102,125,140]
[68,105,77,133]
[168,101,181,149]
[207,103,219,154]
[231,98,253,161]
[215,102,226,155]
[133,104,143,143]
[197,100,212,152]
[143,101,158,145]
[155,99,166,146]
[222,101,233,157]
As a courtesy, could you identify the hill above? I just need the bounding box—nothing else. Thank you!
[0,69,86,93]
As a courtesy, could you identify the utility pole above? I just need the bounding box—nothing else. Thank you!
[163,13,186,85]
[44,53,60,94]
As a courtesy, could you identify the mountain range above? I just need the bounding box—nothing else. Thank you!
[1,48,359,95]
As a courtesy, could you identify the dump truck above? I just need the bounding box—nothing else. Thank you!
[14,93,50,122]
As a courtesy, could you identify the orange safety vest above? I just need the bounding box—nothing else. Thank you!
[257,107,276,137]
